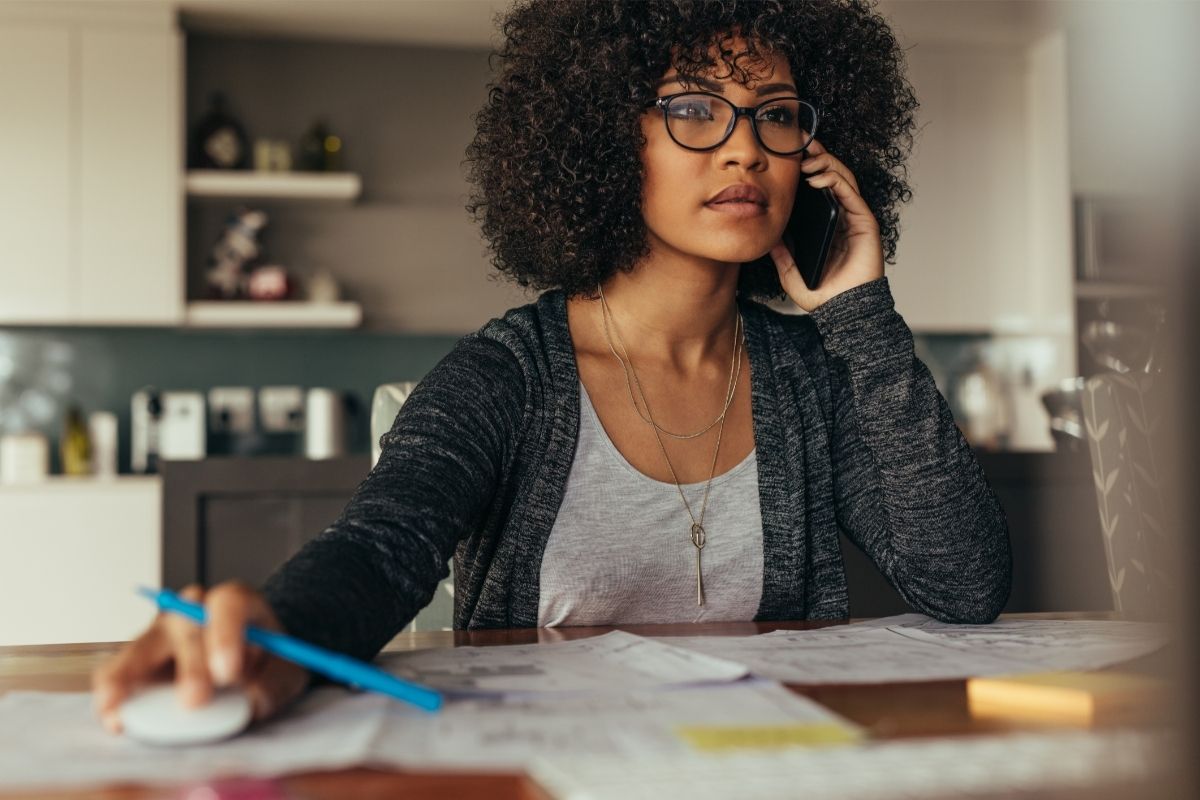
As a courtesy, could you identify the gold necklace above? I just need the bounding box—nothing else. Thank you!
[598,284,743,440]
[595,285,741,606]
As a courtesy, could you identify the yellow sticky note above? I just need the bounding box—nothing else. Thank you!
[675,722,864,752]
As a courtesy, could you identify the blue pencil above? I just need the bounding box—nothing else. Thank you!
[136,585,443,713]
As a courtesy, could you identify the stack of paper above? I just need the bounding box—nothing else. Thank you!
[374,629,750,695]
[0,615,1171,793]
[652,614,1169,684]
[528,726,1174,800]
[0,632,860,791]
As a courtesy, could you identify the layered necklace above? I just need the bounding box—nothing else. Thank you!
[596,284,744,606]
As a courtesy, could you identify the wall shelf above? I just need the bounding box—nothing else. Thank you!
[185,170,362,202]
[1074,281,1162,300]
[184,301,363,329]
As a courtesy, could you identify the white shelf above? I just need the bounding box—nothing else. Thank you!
[184,301,363,329]
[0,475,161,492]
[1074,281,1162,300]
[185,170,362,202]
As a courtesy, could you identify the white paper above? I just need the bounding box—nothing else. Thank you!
[831,613,931,629]
[528,727,1173,800]
[367,679,862,771]
[665,615,1170,684]
[655,627,1035,683]
[878,616,1171,672]
[0,679,856,789]
[0,686,391,792]
[376,629,748,695]
[0,632,762,791]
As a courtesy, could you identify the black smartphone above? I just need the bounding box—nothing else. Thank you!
[749,173,840,290]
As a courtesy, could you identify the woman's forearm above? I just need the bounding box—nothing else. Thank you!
[809,277,1012,623]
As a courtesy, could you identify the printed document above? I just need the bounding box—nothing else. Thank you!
[0,680,857,790]
[656,615,1168,684]
[529,726,1172,800]
[376,629,748,695]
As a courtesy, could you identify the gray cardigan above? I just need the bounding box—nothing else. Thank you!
[261,277,1012,661]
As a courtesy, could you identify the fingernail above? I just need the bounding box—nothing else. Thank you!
[210,650,235,685]
[102,711,122,734]
[92,686,112,713]
[246,684,269,722]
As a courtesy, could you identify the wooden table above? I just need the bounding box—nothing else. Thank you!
[0,612,1177,800]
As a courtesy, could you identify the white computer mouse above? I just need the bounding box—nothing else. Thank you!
[118,683,253,746]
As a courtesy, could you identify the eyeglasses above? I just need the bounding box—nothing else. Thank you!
[645,92,818,156]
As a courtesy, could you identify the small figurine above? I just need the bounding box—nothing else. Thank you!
[205,207,269,299]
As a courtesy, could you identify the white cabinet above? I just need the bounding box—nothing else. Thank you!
[0,477,162,646]
[888,33,1073,341]
[0,25,73,321]
[78,26,183,324]
[0,8,182,325]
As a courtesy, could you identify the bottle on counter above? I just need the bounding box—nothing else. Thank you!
[60,405,93,476]
[88,411,118,477]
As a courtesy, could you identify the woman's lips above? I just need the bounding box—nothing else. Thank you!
[704,200,768,218]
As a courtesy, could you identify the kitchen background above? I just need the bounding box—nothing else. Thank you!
[1,0,1194,645]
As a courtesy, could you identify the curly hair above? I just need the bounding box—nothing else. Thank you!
[463,0,919,302]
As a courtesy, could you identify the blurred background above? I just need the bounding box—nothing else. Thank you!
[0,0,1195,664]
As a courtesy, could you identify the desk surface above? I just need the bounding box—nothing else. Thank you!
[0,612,1174,800]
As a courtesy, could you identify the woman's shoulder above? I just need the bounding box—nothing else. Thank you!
[424,289,566,403]
[467,288,567,367]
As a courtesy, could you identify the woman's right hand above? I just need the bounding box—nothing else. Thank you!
[91,582,312,735]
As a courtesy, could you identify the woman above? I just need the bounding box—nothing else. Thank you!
[93,0,1011,732]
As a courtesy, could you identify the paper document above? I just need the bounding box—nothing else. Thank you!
[836,613,930,628]
[368,679,863,772]
[0,679,859,790]
[529,727,1174,800]
[658,616,1168,684]
[376,629,748,695]
[656,627,1033,683]
[0,686,391,792]
[865,616,1171,672]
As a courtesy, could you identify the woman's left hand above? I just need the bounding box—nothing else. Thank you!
[768,137,884,312]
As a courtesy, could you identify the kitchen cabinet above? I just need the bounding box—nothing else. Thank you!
[77,25,183,324]
[887,33,1074,344]
[0,477,161,646]
[0,25,72,321]
[0,6,183,325]
[160,456,370,590]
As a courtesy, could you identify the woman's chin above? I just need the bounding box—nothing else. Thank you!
[698,245,776,265]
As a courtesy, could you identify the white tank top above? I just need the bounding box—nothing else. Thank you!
[537,379,765,626]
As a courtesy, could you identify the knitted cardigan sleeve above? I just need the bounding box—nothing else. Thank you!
[258,331,525,663]
[807,276,1013,623]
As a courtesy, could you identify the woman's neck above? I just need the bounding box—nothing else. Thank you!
[595,254,741,376]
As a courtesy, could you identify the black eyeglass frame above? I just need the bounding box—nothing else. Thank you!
[645,91,820,157]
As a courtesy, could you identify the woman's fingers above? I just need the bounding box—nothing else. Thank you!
[203,582,261,686]
[800,150,860,194]
[242,655,312,723]
[91,580,303,738]
[91,623,171,734]
[162,584,212,708]
[771,242,817,307]
[204,584,304,723]
[803,168,872,221]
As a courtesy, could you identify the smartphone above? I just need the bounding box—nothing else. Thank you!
[749,172,840,290]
